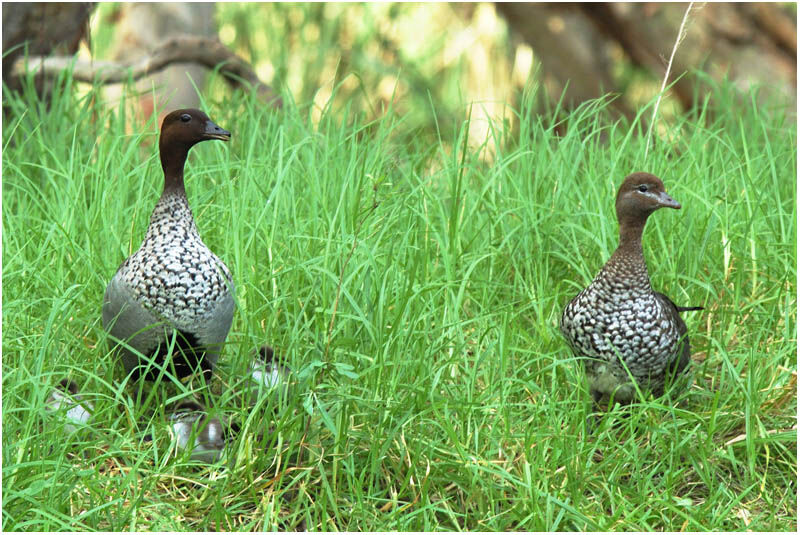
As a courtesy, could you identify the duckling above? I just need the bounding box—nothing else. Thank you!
[102,109,234,383]
[166,348,291,462]
[560,172,702,406]
[168,400,237,463]
[248,345,292,401]
[45,378,93,433]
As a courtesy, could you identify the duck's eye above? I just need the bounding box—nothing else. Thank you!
[637,184,648,193]
[180,114,192,123]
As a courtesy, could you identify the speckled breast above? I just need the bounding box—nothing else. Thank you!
[119,194,233,329]
[561,282,680,377]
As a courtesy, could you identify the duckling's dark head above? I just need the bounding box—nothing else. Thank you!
[615,172,680,229]
[57,378,79,396]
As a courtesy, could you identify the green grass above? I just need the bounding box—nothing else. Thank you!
[2,73,796,531]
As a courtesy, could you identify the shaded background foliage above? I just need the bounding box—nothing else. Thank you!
[3,2,796,145]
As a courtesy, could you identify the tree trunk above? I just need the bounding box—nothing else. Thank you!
[496,3,635,120]
[2,2,95,96]
[497,2,796,116]
[103,3,217,123]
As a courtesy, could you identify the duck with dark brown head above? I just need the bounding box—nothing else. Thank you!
[560,172,702,407]
[102,109,234,383]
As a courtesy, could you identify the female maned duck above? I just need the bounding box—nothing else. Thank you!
[103,109,234,382]
[560,172,701,406]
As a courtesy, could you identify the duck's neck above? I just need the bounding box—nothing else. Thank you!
[604,220,651,291]
[150,145,196,229]
[617,220,645,257]
[160,142,190,194]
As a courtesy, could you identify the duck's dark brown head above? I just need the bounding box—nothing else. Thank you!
[159,109,230,184]
[615,172,680,230]
[160,108,230,147]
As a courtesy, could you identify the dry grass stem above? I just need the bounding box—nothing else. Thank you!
[644,2,697,160]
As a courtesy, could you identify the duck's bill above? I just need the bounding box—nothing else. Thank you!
[658,191,681,209]
[204,120,232,141]
[205,131,231,141]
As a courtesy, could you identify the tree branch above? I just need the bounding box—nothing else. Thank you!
[11,35,282,108]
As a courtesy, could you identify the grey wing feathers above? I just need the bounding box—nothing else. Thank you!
[102,273,165,373]
[195,288,235,367]
[654,291,694,376]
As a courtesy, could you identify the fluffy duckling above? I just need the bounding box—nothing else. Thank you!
[247,345,292,402]
[45,378,93,433]
[168,400,237,463]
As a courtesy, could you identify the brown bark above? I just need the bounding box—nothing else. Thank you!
[579,3,696,112]
[10,35,283,108]
[743,3,796,56]
[497,2,796,115]
[104,3,215,122]
[496,3,635,120]
[2,2,95,94]
[596,3,796,110]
